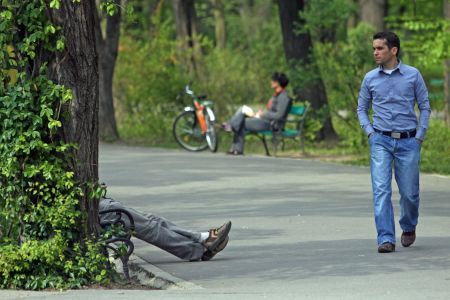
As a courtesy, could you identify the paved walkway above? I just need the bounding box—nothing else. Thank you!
[2,144,450,299]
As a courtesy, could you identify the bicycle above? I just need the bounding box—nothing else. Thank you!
[173,85,218,152]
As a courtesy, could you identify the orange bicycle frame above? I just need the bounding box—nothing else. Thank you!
[194,100,207,134]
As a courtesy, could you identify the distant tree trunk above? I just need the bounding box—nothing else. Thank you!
[211,0,226,49]
[46,0,100,237]
[359,0,387,32]
[444,0,450,126]
[125,0,162,33]
[347,0,359,28]
[277,0,337,141]
[239,0,271,41]
[171,0,203,74]
[95,0,120,142]
[237,0,255,47]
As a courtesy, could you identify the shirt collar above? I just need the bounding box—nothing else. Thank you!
[378,60,404,75]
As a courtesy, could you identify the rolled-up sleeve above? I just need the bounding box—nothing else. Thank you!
[414,72,431,140]
[357,76,374,136]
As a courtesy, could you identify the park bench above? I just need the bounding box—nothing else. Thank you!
[248,102,309,156]
[99,203,135,280]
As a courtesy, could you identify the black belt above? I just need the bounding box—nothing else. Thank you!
[374,128,416,139]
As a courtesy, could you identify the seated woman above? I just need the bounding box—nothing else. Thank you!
[99,197,231,261]
[223,72,291,155]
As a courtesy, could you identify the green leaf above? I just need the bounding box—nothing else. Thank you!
[48,119,62,129]
[107,4,117,16]
[49,0,61,9]
[45,25,56,34]
[56,39,65,51]
[0,11,13,21]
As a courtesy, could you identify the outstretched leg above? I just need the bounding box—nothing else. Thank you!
[100,198,205,261]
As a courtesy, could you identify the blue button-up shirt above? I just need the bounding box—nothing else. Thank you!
[357,61,431,140]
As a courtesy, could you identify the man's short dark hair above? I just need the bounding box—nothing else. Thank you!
[373,31,401,57]
[271,72,289,88]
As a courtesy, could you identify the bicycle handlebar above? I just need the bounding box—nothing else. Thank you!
[185,85,194,97]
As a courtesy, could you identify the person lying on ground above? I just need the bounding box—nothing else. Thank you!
[99,197,232,261]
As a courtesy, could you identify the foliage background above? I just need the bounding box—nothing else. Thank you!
[113,0,449,174]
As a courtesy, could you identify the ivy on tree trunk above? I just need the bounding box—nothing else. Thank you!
[46,0,100,237]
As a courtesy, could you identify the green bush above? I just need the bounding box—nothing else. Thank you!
[114,3,290,144]
[114,16,188,145]
[0,70,110,290]
[314,22,375,151]
[421,119,450,175]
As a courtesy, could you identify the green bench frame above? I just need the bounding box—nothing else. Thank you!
[248,103,309,156]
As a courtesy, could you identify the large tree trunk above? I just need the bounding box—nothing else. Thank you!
[171,0,202,74]
[211,0,226,49]
[277,0,337,141]
[95,0,120,142]
[46,0,100,237]
[444,0,450,126]
[359,0,387,32]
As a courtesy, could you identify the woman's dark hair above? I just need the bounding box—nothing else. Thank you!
[271,72,289,88]
[373,31,400,57]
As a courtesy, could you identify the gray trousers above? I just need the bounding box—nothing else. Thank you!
[99,198,205,261]
[229,108,271,152]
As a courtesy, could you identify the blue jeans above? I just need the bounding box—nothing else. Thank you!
[369,132,421,245]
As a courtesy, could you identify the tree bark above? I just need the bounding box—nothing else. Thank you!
[46,0,100,237]
[171,0,203,74]
[444,0,450,126]
[211,0,226,49]
[359,0,387,32]
[95,0,120,142]
[277,0,337,141]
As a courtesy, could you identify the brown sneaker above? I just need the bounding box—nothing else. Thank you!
[401,231,416,247]
[378,242,395,253]
[202,221,232,251]
[202,236,229,261]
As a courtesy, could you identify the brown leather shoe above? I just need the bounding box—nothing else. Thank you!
[202,221,232,251]
[202,236,229,261]
[378,242,395,253]
[401,231,416,247]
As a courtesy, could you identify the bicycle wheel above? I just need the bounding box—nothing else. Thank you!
[173,110,208,152]
[205,114,218,152]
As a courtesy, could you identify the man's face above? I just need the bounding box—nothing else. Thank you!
[372,38,397,65]
[271,80,280,90]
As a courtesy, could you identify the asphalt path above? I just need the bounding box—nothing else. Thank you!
[92,144,450,299]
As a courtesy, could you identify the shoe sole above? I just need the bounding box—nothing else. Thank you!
[378,248,395,253]
[378,246,395,253]
[401,240,415,247]
[401,234,416,247]
[202,236,229,261]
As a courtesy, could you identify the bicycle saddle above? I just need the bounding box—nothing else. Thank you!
[198,93,208,100]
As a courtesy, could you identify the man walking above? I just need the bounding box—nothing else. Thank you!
[357,31,431,253]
